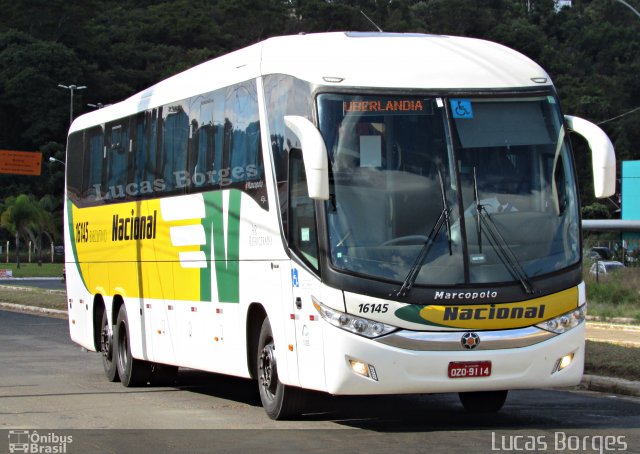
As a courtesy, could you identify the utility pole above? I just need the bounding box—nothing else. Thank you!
[58,84,87,126]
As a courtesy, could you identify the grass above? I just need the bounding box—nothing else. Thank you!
[0,262,64,278]
[0,285,67,310]
[583,266,640,324]
[585,340,640,381]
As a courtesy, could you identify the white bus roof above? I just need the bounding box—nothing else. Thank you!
[70,32,552,133]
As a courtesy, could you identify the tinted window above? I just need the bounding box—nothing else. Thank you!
[161,103,189,193]
[85,126,105,202]
[263,75,314,233]
[66,80,266,208]
[105,121,130,199]
[66,131,84,201]
[289,149,319,270]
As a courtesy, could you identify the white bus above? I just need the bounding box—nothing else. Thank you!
[64,32,616,419]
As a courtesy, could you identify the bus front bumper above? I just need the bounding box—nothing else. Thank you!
[321,322,585,395]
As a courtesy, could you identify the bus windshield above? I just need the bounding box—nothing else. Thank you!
[317,94,580,288]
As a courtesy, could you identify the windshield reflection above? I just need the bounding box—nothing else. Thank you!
[318,94,463,285]
[317,94,580,289]
[452,97,579,284]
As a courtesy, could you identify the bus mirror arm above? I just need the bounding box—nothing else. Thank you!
[284,116,330,200]
[564,115,616,199]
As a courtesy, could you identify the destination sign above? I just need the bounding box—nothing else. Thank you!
[343,98,433,116]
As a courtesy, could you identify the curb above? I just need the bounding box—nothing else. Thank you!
[587,318,640,329]
[580,374,640,398]
[0,284,66,295]
[0,302,67,317]
[0,277,62,280]
[587,322,640,331]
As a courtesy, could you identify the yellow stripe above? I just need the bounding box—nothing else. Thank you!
[71,200,201,301]
[419,287,578,329]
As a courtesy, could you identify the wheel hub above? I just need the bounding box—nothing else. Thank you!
[259,343,277,395]
[101,324,112,359]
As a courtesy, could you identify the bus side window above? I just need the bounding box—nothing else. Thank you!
[289,148,319,271]
[132,112,147,195]
[161,104,189,192]
[105,122,129,199]
[222,81,264,187]
[66,131,84,203]
[189,94,216,191]
[85,126,105,203]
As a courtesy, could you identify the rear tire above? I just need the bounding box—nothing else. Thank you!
[459,390,508,413]
[257,318,305,420]
[100,309,119,382]
[115,304,151,387]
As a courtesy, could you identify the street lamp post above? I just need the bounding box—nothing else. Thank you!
[58,84,87,126]
[49,157,65,166]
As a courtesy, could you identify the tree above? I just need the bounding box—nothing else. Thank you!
[1,195,38,267]
[582,202,613,220]
[0,30,85,150]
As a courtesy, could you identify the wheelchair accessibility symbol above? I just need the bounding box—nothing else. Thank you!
[450,99,473,119]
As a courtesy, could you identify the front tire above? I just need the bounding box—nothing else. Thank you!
[115,304,151,387]
[458,390,508,413]
[257,318,305,420]
[100,309,119,382]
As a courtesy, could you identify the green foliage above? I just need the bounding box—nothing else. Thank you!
[0,263,64,278]
[0,194,56,267]
[584,266,640,322]
[582,202,612,219]
[0,30,83,148]
[1,0,637,155]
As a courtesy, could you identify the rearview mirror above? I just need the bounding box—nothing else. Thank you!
[284,116,329,200]
[564,115,616,198]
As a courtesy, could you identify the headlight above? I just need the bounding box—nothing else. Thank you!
[535,304,586,334]
[312,299,397,338]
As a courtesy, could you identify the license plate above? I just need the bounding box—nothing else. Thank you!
[448,361,491,378]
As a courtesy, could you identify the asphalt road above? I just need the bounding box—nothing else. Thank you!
[1,310,640,454]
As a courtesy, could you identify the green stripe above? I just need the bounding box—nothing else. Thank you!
[201,190,241,303]
[65,198,89,293]
[394,305,450,328]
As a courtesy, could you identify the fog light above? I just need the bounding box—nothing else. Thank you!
[552,352,574,374]
[350,359,368,376]
[349,359,378,381]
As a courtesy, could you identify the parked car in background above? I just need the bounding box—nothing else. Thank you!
[587,246,612,261]
[589,260,625,276]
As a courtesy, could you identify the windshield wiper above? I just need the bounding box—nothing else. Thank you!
[473,167,534,295]
[473,168,483,254]
[392,170,452,298]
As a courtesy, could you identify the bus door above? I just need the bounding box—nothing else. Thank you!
[288,148,326,390]
[290,264,326,390]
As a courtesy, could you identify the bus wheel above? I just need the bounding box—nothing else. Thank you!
[257,318,304,420]
[458,390,508,413]
[115,304,151,387]
[100,309,119,382]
